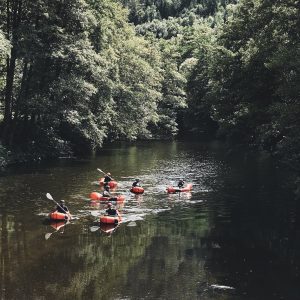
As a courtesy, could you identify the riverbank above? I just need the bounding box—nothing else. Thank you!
[0,141,73,170]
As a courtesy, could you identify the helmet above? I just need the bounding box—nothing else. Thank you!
[107,172,111,176]
[60,200,65,203]
[135,179,140,182]
[107,202,112,207]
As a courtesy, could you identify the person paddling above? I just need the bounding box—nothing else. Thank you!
[105,202,119,217]
[102,185,111,197]
[178,179,185,189]
[104,172,113,185]
[132,178,140,187]
[56,200,69,214]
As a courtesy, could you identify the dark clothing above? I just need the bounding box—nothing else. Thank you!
[132,180,140,187]
[178,180,184,188]
[102,190,111,197]
[104,175,112,183]
[56,204,69,214]
[106,208,118,216]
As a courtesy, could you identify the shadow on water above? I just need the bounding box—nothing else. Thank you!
[0,141,299,299]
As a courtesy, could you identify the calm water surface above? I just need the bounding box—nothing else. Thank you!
[0,141,299,300]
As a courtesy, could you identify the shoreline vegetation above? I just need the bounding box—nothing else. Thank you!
[0,0,299,193]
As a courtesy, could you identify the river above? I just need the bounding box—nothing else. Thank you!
[0,141,299,300]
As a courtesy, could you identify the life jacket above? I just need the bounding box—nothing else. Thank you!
[57,205,68,213]
[106,208,117,216]
[104,175,112,182]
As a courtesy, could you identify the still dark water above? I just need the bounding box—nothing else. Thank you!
[0,141,300,300]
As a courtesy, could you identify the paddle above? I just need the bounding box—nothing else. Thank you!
[45,226,63,240]
[46,193,69,215]
[97,168,114,180]
[90,225,100,232]
[97,168,106,175]
[45,232,54,240]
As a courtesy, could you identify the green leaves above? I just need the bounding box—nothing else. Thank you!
[182,0,300,171]
[0,30,11,59]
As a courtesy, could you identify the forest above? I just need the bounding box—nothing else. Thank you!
[0,0,299,183]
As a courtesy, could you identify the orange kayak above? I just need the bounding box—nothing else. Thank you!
[100,215,122,224]
[90,192,125,202]
[49,211,71,220]
[99,177,118,189]
[166,183,193,193]
[130,186,144,194]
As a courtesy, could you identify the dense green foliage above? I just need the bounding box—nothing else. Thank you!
[0,0,299,181]
[183,0,300,174]
[122,0,235,24]
[124,0,235,38]
[0,0,185,160]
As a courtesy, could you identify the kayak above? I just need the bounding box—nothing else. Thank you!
[99,177,118,189]
[166,183,193,194]
[100,215,121,224]
[49,211,71,220]
[90,192,125,202]
[130,186,144,194]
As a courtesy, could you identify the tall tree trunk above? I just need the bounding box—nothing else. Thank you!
[9,59,29,145]
[2,49,16,144]
[2,0,23,145]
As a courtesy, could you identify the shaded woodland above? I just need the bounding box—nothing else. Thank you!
[0,0,299,183]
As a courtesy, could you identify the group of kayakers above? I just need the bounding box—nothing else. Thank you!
[100,173,142,218]
[100,173,186,216]
[51,170,188,222]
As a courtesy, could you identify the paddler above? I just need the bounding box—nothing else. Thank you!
[105,202,120,217]
[177,179,185,188]
[104,172,113,185]
[132,178,140,187]
[56,200,69,214]
[102,185,111,197]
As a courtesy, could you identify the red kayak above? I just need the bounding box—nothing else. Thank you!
[99,177,118,189]
[100,215,122,224]
[90,192,125,202]
[166,183,193,194]
[130,186,144,194]
[49,211,71,221]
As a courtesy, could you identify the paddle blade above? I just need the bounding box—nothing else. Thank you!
[45,232,52,240]
[97,168,105,174]
[46,193,53,201]
[90,226,100,232]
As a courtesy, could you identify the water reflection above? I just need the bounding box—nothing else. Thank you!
[42,221,68,242]
[0,141,298,299]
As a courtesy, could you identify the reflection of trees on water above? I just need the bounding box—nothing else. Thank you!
[0,216,156,299]
[0,210,222,300]
[97,141,180,178]
[121,215,222,300]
